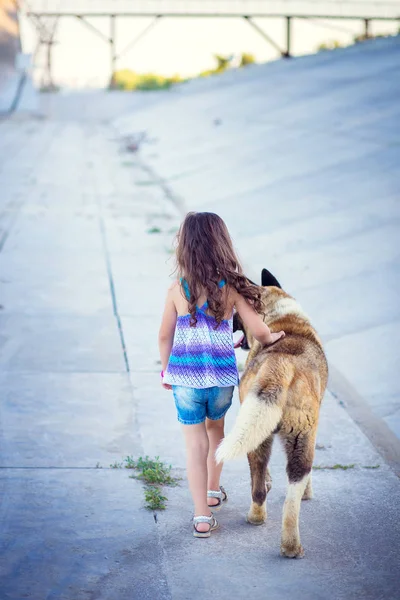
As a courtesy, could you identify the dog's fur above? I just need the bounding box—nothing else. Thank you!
[217,269,328,558]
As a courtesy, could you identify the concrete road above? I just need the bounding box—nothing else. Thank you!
[1,41,400,600]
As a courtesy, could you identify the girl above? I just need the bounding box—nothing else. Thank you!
[158,212,284,537]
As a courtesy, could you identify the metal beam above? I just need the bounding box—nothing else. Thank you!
[116,16,161,60]
[243,16,285,57]
[26,13,400,22]
[285,16,292,58]
[75,15,111,44]
[110,14,116,77]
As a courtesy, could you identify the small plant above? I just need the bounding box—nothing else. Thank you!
[129,455,178,486]
[124,455,136,469]
[110,461,123,469]
[95,462,102,469]
[127,455,180,511]
[144,487,168,510]
[240,52,256,66]
[313,463,355,471]
[147,226,161,234]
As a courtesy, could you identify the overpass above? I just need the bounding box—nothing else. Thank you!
[21,1,400,85]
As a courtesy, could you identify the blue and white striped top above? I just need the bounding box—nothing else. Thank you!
[163,279,239,389]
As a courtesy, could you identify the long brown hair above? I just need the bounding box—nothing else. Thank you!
[174,212,263,326]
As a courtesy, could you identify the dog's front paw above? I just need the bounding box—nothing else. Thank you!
[246,502,267,525]
[280,542,305,559]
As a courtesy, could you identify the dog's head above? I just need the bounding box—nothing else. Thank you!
[233,269,282,351]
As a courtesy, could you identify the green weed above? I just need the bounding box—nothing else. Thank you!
[147,226,161,234]
[128,455,178,486]
[313,464,355,471]
[124,455,136,469]
[121,455,181,511]
[144,487,168,510]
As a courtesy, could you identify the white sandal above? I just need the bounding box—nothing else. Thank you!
[193,514,219,538]
[207,486,228,511]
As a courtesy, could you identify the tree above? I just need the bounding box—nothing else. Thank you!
[240,53,256,67]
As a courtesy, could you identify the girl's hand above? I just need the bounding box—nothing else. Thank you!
[160,371,172,390]
[266,330,285,345]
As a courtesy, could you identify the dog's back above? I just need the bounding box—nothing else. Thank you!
[217,287,328,462]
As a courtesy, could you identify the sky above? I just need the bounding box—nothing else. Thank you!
[19,6,399,87]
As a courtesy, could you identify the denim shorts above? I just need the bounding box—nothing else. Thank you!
[172,385,234,425]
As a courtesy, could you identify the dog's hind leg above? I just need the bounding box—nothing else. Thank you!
[302,473,313,500]
[246,436,274,525]
[279,429,316,558]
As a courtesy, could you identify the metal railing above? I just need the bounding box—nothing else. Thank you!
[22,1,400,19]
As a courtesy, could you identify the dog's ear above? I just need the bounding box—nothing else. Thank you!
[261,268,281,289]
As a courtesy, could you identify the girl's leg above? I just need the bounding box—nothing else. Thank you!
[206,416,225,507]
[182,422,211,533]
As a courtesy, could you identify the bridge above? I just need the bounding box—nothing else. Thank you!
[20,1,400,85]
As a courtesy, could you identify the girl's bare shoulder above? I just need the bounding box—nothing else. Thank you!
[168,280,180,291]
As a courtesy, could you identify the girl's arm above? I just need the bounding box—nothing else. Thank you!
[234,291,285,346]
[158,284,178,389]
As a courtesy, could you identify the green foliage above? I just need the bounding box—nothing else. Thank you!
[240,52,256,66]
[124,455,180,511]
[144,487,168,510]
[313,463,355,470]
[110,461,123,469]
[124,456,136,469]
[199,69,216,78]
[111,51,256,91]
[110,69,183,91]
[314,464,381,470]
[318,30,399,54]
[317,40,343,52]
[128,455,178,486]
[39,84,60,93]
[214,54,232,72]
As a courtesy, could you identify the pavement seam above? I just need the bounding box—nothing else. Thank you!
[94,194,130,374]
[97,125,174,599]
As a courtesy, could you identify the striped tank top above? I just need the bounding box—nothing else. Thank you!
[163,279,239,389]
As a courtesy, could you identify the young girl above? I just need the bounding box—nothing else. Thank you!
[158,212,284,537]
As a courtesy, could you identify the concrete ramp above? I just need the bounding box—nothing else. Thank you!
[0,40,399,599]
[113,36,400,443]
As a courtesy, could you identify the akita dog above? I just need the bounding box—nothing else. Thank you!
[216,269,328,558]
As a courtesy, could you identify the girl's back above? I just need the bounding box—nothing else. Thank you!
[163,278,239,388]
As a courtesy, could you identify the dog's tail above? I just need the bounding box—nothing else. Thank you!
[216,384,285,463]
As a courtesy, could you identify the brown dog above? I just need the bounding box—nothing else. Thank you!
[216,269,328,558]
